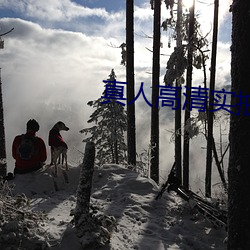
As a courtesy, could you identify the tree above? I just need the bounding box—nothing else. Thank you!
[0,69,6,177]
[175,0,183,185]
[0,28,14,177]
[205,0,219,197]
[74,142,116,248]
[80,69,127,166]
[150,0,161,184]
[163,0,209,188]
[75,142,96,226]
[126,0,136,166]
[228,0,250,248]
[183,0,195,190]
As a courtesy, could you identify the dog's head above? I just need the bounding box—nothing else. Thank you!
[53,121,69,131]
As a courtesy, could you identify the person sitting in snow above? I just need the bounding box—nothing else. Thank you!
[12,119,47,174]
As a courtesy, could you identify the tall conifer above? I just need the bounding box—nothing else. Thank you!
[80,70,127,166]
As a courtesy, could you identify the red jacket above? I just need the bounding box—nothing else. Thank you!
[12,131,47,171]
[48,128,68,149]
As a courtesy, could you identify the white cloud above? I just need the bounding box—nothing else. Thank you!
[0,0,232,189]
[134,4,153,21]
[0,17,126,169]
[0,0,109,21]
[195,0,232,38]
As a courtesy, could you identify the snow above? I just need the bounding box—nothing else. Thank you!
[2,164,227,250]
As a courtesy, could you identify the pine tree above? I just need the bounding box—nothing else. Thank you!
[80,69,127,166]
[175,0,183,186]
[183,0,195,190]
[163,1,209,188]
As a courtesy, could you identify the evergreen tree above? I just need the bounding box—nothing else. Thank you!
[175,0,183,186]
[163,1,209,188]
[80,69,127,166]
[183,0,195,190]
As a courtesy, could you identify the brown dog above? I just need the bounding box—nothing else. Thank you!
[48,121,69,176]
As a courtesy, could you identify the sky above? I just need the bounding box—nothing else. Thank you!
[0,0,232,190]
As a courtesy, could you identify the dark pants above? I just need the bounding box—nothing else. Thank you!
[14,165,43,175]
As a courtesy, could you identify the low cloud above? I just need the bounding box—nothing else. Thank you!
[0,18,125,170]
[0,0,232,193]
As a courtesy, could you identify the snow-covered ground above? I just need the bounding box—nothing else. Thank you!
[1,164,227,250]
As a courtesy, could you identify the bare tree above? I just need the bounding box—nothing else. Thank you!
[74,142,96,225]
[0,28,14,177]
[0,69,6,177]
[126,0,136,166]
[74,142,116,248]
[150,0,161,184]
[228,0,250,248]
[205,0,219,197]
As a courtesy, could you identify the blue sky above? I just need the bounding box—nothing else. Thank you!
[74,0,126,12]
[0,0,152,36]
[0,0,232,186]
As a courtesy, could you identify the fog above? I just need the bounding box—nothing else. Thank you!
[0,0,231,192]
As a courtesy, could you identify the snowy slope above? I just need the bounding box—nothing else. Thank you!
[2,164,227,250]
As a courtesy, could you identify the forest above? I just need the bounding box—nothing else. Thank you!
[0,0,250,249]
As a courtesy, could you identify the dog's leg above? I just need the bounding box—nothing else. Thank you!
[50,147,54,165]
[52,149,60,177]
[65,152,68,171]
[61,150,69,183]
[61,152,65,166]
[54,163,58,177]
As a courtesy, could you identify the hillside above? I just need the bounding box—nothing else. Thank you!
[0,164,227,250]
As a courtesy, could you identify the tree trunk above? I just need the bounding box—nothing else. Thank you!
[150,0,161,184]
[0,70,7,177]
[228,0,250,248]
[113,101,119,164]
[74,142,116,248]
[175,0,183,185]
[126,0,136,166]
[205,0,219,198]
[183,0,195,189]
[74,142,95,227]
[114,140,118,164]
[211,136,227,191]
